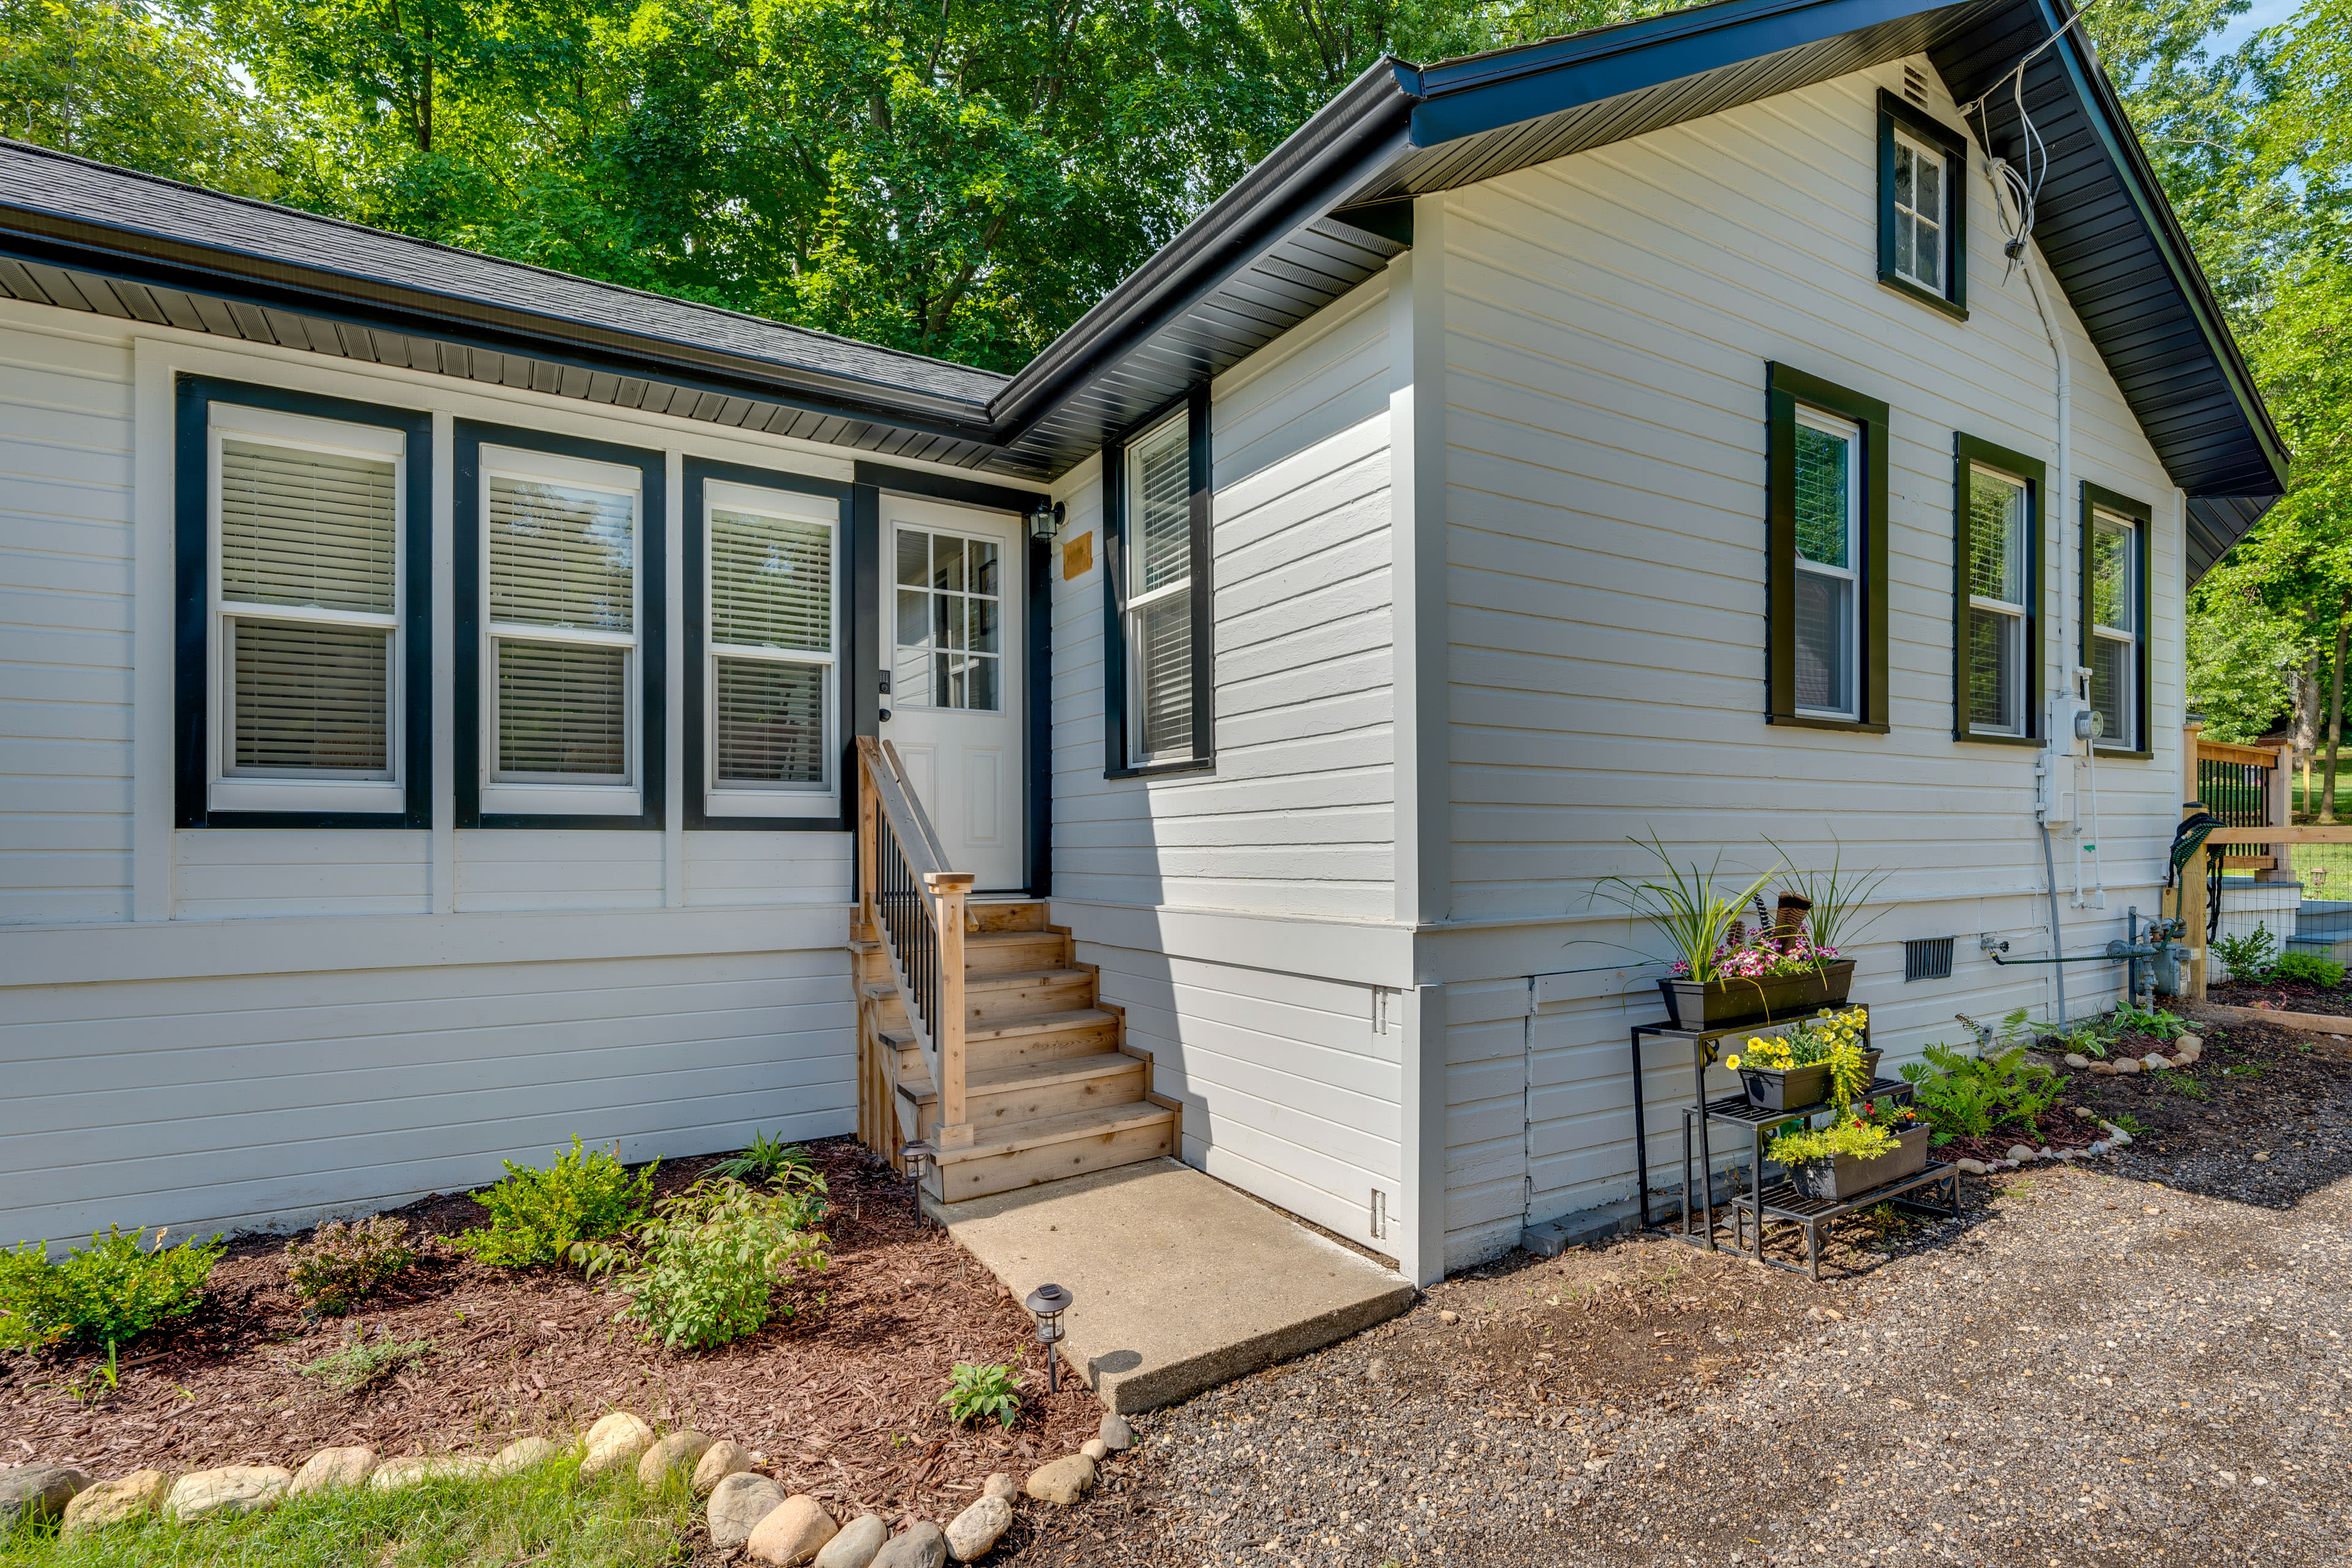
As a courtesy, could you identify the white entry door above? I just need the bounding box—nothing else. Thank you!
[879,496,1025,891]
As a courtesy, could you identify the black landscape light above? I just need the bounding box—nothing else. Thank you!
[898,1139,934,1226]
[1025,1283,1072,1393]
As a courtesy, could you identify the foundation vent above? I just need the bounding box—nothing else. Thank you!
[1904,936,1956,982]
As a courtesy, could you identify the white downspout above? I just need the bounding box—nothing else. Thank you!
[1986,154,2079,1015]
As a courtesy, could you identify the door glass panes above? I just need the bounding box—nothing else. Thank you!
[1792,409,1860,718]
[1893,132,1944,292]
[894,526,1001,710]
[1967,466,2029,736]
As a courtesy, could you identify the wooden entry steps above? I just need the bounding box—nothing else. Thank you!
[853,898,1177,1200]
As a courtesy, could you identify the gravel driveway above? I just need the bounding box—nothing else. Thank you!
[1078,1139,2352,1568]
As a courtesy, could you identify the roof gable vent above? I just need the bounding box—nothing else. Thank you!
[1902,64,1930,106]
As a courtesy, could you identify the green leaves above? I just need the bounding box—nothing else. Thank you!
[941,1362,1025,1428]
[284,1217,418,1316]
[453,1137,658,1270]
[1898,1039,2065,1146]
[609,1177,830,1351]
[0,1225,224,1352]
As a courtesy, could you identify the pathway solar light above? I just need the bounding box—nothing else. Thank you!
[899,1139,934,1227]
[1025,1283,1072,1393]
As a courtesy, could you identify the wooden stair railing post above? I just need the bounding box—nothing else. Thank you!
[857,744,880,938]
[930,872,977,1150]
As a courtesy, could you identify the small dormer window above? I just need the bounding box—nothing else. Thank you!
[1877,88,1967,318]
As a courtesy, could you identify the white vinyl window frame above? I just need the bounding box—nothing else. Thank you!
[477,445,645,818]
[1966,464,2032,739]
[206,404,407,816]
[1792,404,1863,723]
[703,478,839,818]
[1890,125,1949,294]
[1121,409,1195,768]
[2089,507,2143,753]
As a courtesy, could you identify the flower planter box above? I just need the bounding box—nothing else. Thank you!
[1787,1123,1931,1202]
[1738,1049,1882,1112]
[1657,960,1856,1030]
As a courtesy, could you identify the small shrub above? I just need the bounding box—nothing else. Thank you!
[453,1137,657,1269]
[601,1178,829,1351]
[941,1363,1025,1428]
[709,1131,821,1186]
[0,1226,224,1352]
[2152,1069,2211,1102]
[2106,1002,2187,1043]
[285,1218,416,1315]
[299,1329,434,1393]
[2272,950,2346,988]
[2213,923,2280,982]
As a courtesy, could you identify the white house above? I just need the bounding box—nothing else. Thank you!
[0,0,2285,1282]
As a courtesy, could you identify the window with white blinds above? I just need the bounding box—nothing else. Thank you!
[708,499,835,793]
[1123,411,1196,766]
[485,467,638,785]
[214,432,400,784]
[2087,507,2143,752]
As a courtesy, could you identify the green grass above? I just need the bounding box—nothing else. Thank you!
[0,1453,693,1568]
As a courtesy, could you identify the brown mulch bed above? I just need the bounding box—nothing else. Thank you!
[2207,978,2352,1018]
[1932,1107,2106,1167]
[2057,1016,2352,1158]
[0,1138,1107,1533]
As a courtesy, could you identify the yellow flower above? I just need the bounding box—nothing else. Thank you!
[1725,1054,1742,1070]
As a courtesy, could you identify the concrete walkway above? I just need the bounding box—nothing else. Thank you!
[929,1158,1415,1413]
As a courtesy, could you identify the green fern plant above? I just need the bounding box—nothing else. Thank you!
[1899,1039,2065,1145]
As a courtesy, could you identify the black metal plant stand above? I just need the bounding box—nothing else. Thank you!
[1629,1006,1958,1278]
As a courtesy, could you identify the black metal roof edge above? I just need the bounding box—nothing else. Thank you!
[0,137,1005,423]
[2041,0,2288,496]
[0,227,1024,456]
[979,60,1421,432]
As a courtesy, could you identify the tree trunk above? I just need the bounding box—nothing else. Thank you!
[2324,608,2349,823]
[2291,649,2323,753]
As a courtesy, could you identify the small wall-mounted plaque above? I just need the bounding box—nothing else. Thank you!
[1062,530,1093,581]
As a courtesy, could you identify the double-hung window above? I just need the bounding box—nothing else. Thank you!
[471,439,655,819]
[1792,408,1863,720]
[2082,486,2150,754]
[1878,91,1967,317]
[1766,364,1889,732]
[181,383,431,826]
[1951,434,2043,742]
[1107,392,1212,774]
[705,480,839,811]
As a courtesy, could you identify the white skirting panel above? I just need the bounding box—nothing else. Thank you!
[1,942,855,1249]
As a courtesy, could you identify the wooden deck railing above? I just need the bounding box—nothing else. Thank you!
[856,737,973,1149]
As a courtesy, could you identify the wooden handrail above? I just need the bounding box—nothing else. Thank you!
[855,737,972,1152]
[2196,737,2283,768]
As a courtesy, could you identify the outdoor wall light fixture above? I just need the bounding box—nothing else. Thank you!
[1027,501,1065,541]
[898,1139,935,1227]
[1025,1283,1072,1393]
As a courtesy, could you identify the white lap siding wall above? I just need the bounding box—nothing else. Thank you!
[0,299,859,1248]
[1047,273,1412,1256]
[1427,60,2183,1268]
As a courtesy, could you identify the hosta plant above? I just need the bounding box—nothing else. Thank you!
[941,1363,1025,1428]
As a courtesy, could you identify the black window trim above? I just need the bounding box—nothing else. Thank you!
[1877,88,1970,320]
[1101,384,1215,780]
[454,419,666,830]
[2079,480,2154,761]
[682,457,855,832]
[173,373,433,829]
[1765,362,1891,735]
[1951,431,2045,747]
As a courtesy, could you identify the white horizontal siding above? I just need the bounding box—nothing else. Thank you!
[0,311,136,925]
[1084,940,1401,1255]
[684,831,851,906]
[2,945,854,1246]
[454,829,665,911]
[1433,61,2182,1264]
[175,829,432,919]
[1049,273,1398,921]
